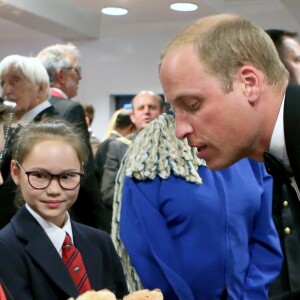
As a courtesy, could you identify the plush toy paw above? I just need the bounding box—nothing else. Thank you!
[123,289,163,300]
[67,289,116,300]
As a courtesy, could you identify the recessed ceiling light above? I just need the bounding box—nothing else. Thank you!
[101,7,128,16]
[170,2,198,12]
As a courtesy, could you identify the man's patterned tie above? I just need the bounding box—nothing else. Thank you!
[62,233,91,294]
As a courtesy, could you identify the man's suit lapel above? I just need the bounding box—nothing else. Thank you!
[11,207,78,297]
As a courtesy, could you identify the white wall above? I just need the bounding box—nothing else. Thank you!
[0,20,189,140]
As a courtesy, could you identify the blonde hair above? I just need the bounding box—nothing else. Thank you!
[160,14,288,92]
[102,109,132,140]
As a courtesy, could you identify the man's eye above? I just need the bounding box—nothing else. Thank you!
[186,102,199,111]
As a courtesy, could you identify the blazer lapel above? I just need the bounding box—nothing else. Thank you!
[12,207,78,297]
[71,223,102,290]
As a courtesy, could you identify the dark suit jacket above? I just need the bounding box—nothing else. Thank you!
[95,132,120,186]
[283,85,300,233]
[269,183,300,299]
[0,206,128,300]
[49,96,110,232]
[0,105,59,229]
[268,84,300,299]
[101,132,138,210]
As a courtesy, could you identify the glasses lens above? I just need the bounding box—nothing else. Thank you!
[28,171,51,189]
[75,66,81,76]
[59,172,81,189]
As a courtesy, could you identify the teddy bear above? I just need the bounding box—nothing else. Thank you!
[67,289,163,300]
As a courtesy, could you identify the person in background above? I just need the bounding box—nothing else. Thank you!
[0,55,59,229]
[81,102,101,157]
[266,29,300,299]
[37,44,110,232]
[101,91,164,229]
[102,109,134,141]
[111,114,282,300]
[266,29,300,84]
[0,120,128,300]
[95,109,135,232]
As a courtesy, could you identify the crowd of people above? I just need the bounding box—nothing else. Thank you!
[0,13,300,300]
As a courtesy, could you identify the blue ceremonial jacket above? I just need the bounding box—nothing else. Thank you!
[120,158,282,300]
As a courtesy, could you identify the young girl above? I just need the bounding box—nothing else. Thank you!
[0,120,128,300]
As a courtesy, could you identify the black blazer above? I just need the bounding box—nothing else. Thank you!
[49,96,111,232]
[0,206,128,300]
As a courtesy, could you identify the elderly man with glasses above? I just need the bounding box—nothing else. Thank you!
[37,44,110,232]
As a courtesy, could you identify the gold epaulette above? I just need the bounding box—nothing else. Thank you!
[116,136,132,145]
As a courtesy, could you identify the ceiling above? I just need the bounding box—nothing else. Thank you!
[0,0,300,42]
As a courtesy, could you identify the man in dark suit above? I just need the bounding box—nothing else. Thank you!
[0,55,58,228]
[37,44,110,232]
[265,29,300,299]
[159,14,300,299]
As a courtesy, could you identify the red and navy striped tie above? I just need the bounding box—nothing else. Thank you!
[62,233,91,294]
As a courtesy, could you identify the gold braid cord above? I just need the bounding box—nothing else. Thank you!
[111,113,204,292]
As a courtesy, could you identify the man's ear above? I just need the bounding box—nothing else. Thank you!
[130,111,136,125]
[10,160,20,185]
[239,65,261,105]
[56,69,66,85]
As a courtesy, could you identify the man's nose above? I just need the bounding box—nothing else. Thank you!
[2,82,12,96]
[175,114,193,139]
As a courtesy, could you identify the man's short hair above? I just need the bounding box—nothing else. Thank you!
[37,43,80,86]
[160,14,288,93]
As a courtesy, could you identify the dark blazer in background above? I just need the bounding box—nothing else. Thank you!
[101,132,138,210]
[0,106,59,229]
[0,206,128,300]
[49,96,110,232]
[95,131,121,185]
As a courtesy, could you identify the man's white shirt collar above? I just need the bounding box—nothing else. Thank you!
[269,94,290,165]
[18,101,51,125]
[269,94,300,199]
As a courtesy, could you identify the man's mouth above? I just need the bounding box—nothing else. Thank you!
[196,146,207,158]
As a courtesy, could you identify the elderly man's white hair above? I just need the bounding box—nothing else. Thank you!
[0,55,50,99]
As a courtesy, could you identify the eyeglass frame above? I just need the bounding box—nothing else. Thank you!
[62,66,81,77]
[14,160,84,190]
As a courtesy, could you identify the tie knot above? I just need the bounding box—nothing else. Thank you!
[63,233,73,248]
